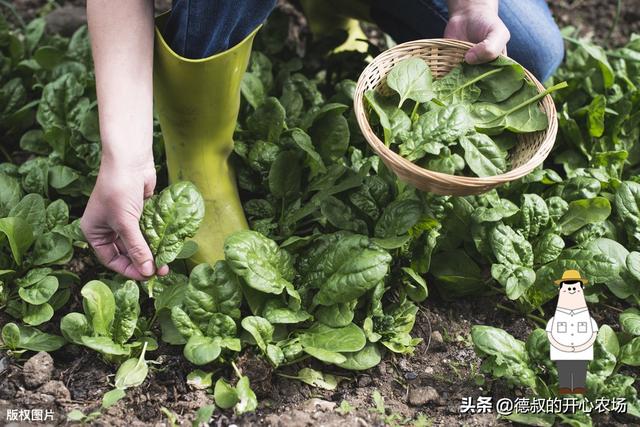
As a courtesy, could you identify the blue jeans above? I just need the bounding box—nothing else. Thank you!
[162,0,563,81]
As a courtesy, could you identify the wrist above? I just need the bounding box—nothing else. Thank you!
[448,0,498,16]
[100,145,155,172]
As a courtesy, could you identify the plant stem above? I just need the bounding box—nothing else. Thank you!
[606,0,623,44]
[231,360,242,378]
[0,144,11,163]
[501,81,569,117]
[410,100,420,123]
[0,0,26,28]
[446,68,502,99]
[603,303,623,313]
[496,303,546,327]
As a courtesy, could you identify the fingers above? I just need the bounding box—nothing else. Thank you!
[113,219,156,277]
[157,265,170,276]
[92,238,149,281]
[465,25,511,64]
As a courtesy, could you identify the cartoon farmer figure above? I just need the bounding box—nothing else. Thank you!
[546,270,599,395]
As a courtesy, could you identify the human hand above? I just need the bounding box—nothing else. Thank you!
[81,155,169,280]
[444,1,510,64]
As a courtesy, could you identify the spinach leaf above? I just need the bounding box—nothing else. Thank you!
[462,56,525,103]
[140,181,205,267]
[557,197,611,235]
[0,217,34,265]
[298,234,391,306]
[459,132,507,177]
[1,322,65,352]
[386,58,434,108]
[471,82,567,134]
[224,230,294,295]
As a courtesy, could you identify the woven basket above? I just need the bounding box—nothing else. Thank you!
[353,39,558,196]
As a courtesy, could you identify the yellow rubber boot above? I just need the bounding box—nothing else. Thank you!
[300,0,370,53]
[153,16,257,265]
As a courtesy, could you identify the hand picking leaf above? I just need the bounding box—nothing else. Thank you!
[140,181,205,267]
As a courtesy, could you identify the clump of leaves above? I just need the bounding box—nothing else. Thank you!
[365,57,567,177]
[472,323,640,426]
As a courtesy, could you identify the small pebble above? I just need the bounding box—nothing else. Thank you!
[408,386,440,406]
[22,352,54,389]
[404,372,418,381]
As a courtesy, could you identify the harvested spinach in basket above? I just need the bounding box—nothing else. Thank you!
[365,57,567,177]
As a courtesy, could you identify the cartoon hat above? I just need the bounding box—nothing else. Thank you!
[554,269,589,286]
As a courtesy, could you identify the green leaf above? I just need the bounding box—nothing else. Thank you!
[314,301,356,327]
[140,181,205,266]
[214,378,239,409]
[9,194,46,236]
[193,405,215,427]
[462,56,525,103]
[268,150,302,198]
[587,95,606,137]
[300,323,366,353]
[183,335,221,365]
[0,217,34,265]
[110,280,140,344]
[102,389,126,409]
[80,336,129,356]
[263,299,312,324]
[433,66,481,104]
[471,325,537,389]
[430,250,485,297]
[114,353,149,389]
[46,199,70,230]
[60,312,91,345]
[459,132,507,177]
[36,74,85,132]
[386,58,434,107]
[309,109,350,162]
[501,413,555,427]
[375,199,423,238]
[224,230,294,295]
[18,275,58,305]
[300,234,391,306]
[402,104,473,161]
[286,367,341,390]
[241,316,273,351]
[471,81,566,134]
[170,306,202,340]
[34,45,65,69]
[187,370,213,390]
[205,313,237,338]
[247,97,286,142]
[2,323,65,352]
[401,267,428,302]
[23,303,54,326]
[533,233,564,265]
[557,197,611,235]
[81,280,116,337]
[235,376,257,414]
[620,308,640,336]
[1,323,20,349]
[31,232,73,266]
[336,343,383,371]
[186,261,242,321]
[0,172,23,217]
[620,337,640,366]
[490,224,534,267]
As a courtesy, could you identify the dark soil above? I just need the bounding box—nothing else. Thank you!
[2,1,639,426]
[550,0,640,47]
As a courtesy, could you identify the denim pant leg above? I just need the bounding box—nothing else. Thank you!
[370,0,565,82]
[162,0,277,59]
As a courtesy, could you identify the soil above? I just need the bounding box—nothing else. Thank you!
[2,1,639,426]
